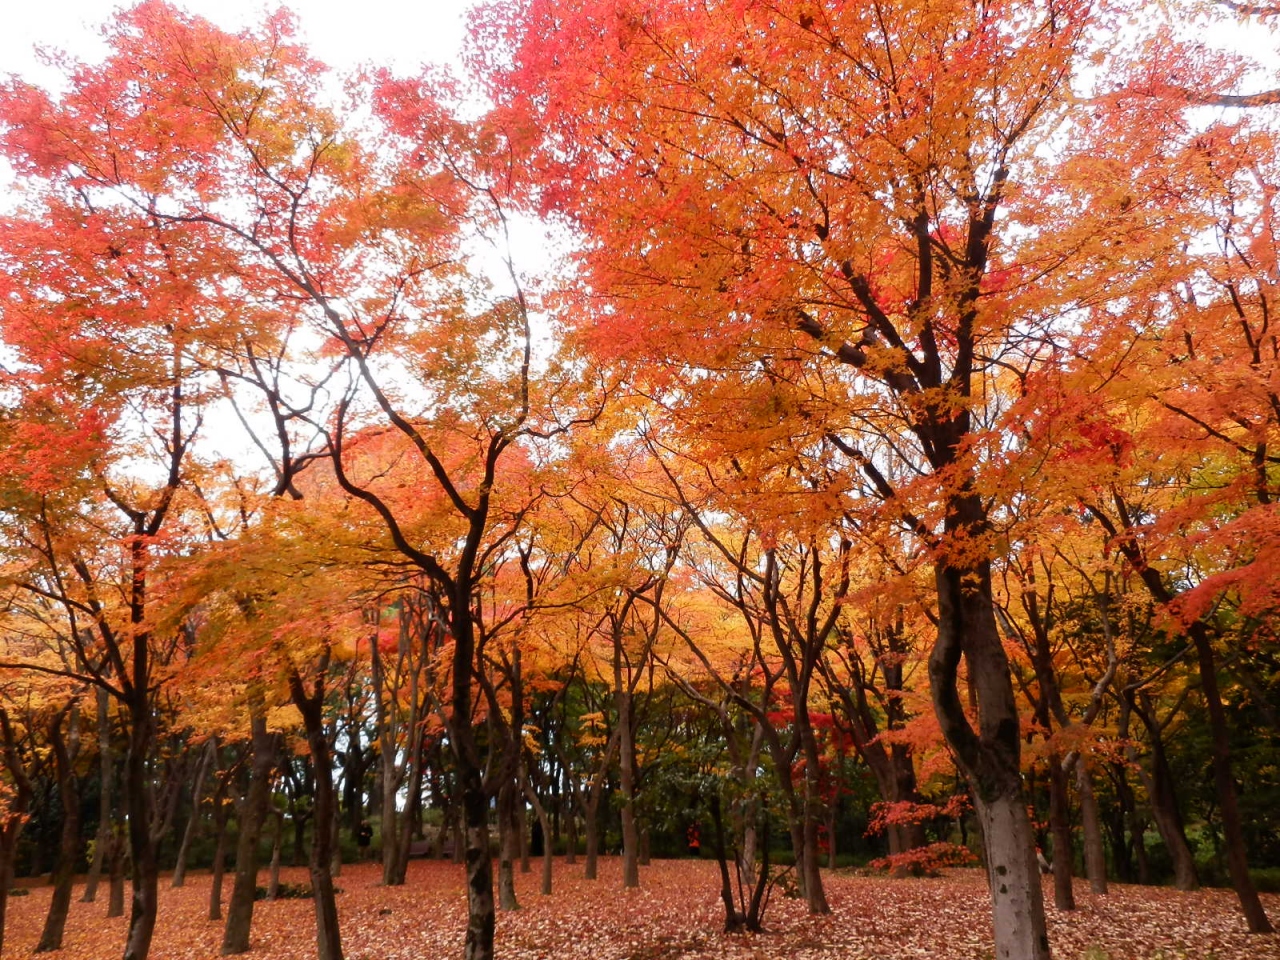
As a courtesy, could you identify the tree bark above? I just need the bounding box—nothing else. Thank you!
[290,665,344,960]
[497,778,520,911]
[1188,621,1270,931]
[1130,694,1198,890]
[122,697,159,960]
[222,709,279,955]
[209,788,230,922]
[82,687,113,904]
[616,683,640,890]
[931,556,1048,960]
[1075,762,1108,895]
[173,739,215,888]
[1047,752,1076,910]
[36,707,81,952]
[107,830,126,919]
[521,767,554,896]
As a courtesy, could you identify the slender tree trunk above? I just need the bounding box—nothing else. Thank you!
[173,739,215,888]
[564,795,578,865]
[795,719,830,914]
[209,794,229,922]
[497,778,520,911]
[0,708,34,960]
[521,774,554,896]
[268,810,283,900]
[36,709,81,952]
[83,687,113,904]
[1075,761,1107,895]
[615,674,640,889]
[223,711,278,955]
[1130,719,1197,890]
[107,831,126,918]
[290,667,344,960]
[1047,753,1076,911]
[1112,527,1266,925]
[826,797,838,870]
[1189,623,1270,931]
[584,795,600,880]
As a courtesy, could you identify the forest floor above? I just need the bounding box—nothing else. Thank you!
[4,858,1279,960]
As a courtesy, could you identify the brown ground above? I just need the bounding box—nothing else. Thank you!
[3,859,1278,960]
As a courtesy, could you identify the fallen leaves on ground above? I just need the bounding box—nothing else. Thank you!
[4,860,1278,960]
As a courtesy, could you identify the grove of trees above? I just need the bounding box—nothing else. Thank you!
[0,2,1277,960]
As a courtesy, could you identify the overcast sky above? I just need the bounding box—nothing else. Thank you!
[0,0,474,86]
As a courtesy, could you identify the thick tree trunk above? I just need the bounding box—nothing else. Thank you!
[0,819,24,960]
[460,764,495,960]
[931,557,1048,960]
[222,711,278,955]
[977,793,1049,958]
[123,702,159,960]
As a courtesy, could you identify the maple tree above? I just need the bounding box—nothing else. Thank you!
[1,3,1280,960]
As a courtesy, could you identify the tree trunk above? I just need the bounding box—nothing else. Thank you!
[1188,622,1270,931]
[521,774,554,896]
[123,701,159,960]
[931,557,1048,960]
[290,666,344,960]
[222,711,279,955]
[460,761,495,960]
[583,795,600,880]
[1111,524,1267,926]
[616,683,640,890]
[497,778,520,911]
[82,687,113,904]
[564,797,578,865]
[0,819,24,960]
[268,810,283,900]
[173,739,214,889]
[976,793,1049,959]
[826,797,838,870]
[1132,726,1197,890]
[209,792,229,922]
[36,709,81,952]
[107,831,126,919]
[1075,761,1107,895]
[1047,753,1076,911]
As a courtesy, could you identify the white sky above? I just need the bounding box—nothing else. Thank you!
[0,0,475,85]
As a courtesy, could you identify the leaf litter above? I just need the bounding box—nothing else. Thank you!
[3,860,1277,960]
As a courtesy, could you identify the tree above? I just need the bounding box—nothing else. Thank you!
[481,1,1121,953]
